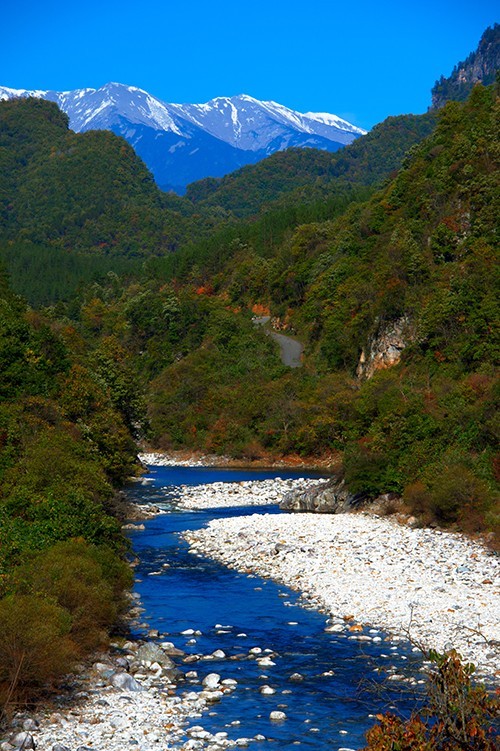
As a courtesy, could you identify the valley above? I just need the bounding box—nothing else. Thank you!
[0,20,498,751]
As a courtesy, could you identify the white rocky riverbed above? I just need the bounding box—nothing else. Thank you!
[3,640,260,751]
[173,478,323,510]
[4,474,498,751]
[184,512,500,679]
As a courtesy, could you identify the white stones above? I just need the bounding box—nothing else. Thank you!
[202,690,223,703]
[22,720,38,732]
[10,733,35,749]
[259,685,276,695]
[256,657,276,667]
[269,711,287,721]
[202,673,221,689]
[184,510,500,676]
[109,672,143,692]
[171,477,324,511]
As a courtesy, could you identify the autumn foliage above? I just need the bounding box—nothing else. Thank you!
[363,650,499,751]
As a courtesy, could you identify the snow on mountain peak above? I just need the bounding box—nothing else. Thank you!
[304,111,366,135]
[0,82,366,191]
[166,92,363,151]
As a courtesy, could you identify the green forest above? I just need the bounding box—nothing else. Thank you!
[0,74,498,721]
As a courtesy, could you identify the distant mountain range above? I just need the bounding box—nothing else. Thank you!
[0,83,365,192]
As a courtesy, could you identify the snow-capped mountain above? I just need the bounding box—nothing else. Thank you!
[168,93,365,151]
[0,83,366,192]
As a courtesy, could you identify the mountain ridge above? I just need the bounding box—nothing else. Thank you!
[0,83,365,192]
[431,23,500,109]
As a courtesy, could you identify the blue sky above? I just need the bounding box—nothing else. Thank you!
[3,1,498,129]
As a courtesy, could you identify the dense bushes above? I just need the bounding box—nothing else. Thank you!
[0,283,137,715]
[0,538,133,712]
[0,595,76,710]
[16,541,132,651]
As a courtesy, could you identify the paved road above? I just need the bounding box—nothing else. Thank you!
[253,316,303,368]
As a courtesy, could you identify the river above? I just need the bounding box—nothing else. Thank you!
[125,464,424,750]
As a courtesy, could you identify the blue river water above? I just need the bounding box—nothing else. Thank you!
[126,465,425,750]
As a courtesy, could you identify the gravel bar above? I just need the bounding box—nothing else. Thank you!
[184,511,500,678]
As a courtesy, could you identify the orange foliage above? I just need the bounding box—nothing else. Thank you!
[251,303,270,315]
[195,284,214,296]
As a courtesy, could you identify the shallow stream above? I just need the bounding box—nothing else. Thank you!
[126,465,425,750]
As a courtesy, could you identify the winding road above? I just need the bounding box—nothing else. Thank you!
[253,315,303,368]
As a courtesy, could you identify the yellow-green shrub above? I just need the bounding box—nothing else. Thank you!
[0,594,76,713]
[16,540,132,651]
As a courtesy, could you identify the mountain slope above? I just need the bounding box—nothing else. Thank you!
[0,97,205,303]
[431,23,500,109]
[0,84,365,192]
[186,112,437,217]
[145,82,499,535]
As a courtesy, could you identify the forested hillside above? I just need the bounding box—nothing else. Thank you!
[0,98,207,304]
[146,84,499,537]
[185,112,437,217]
[0,98,436,305]
[0,67,498,721]
[0,268,140,710]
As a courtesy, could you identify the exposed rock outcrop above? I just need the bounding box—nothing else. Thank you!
[431,24,500,110]
[280,477,369,513]
[356,316,412,379]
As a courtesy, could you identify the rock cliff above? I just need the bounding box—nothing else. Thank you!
[356,316,412,379]
[431,24,499,110]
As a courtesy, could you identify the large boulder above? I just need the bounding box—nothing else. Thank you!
[136,642,175,668]
[280,477,368,513]
[110,671,143,692]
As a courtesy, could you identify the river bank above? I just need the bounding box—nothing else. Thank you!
[4,636,258,751]
[145,477,324,511]
[184,511,500,680]
[138,450,340,472]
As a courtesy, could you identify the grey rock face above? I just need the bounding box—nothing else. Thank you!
[280,477,368,513]
[356,316,413,380]
[431,24,500,109]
